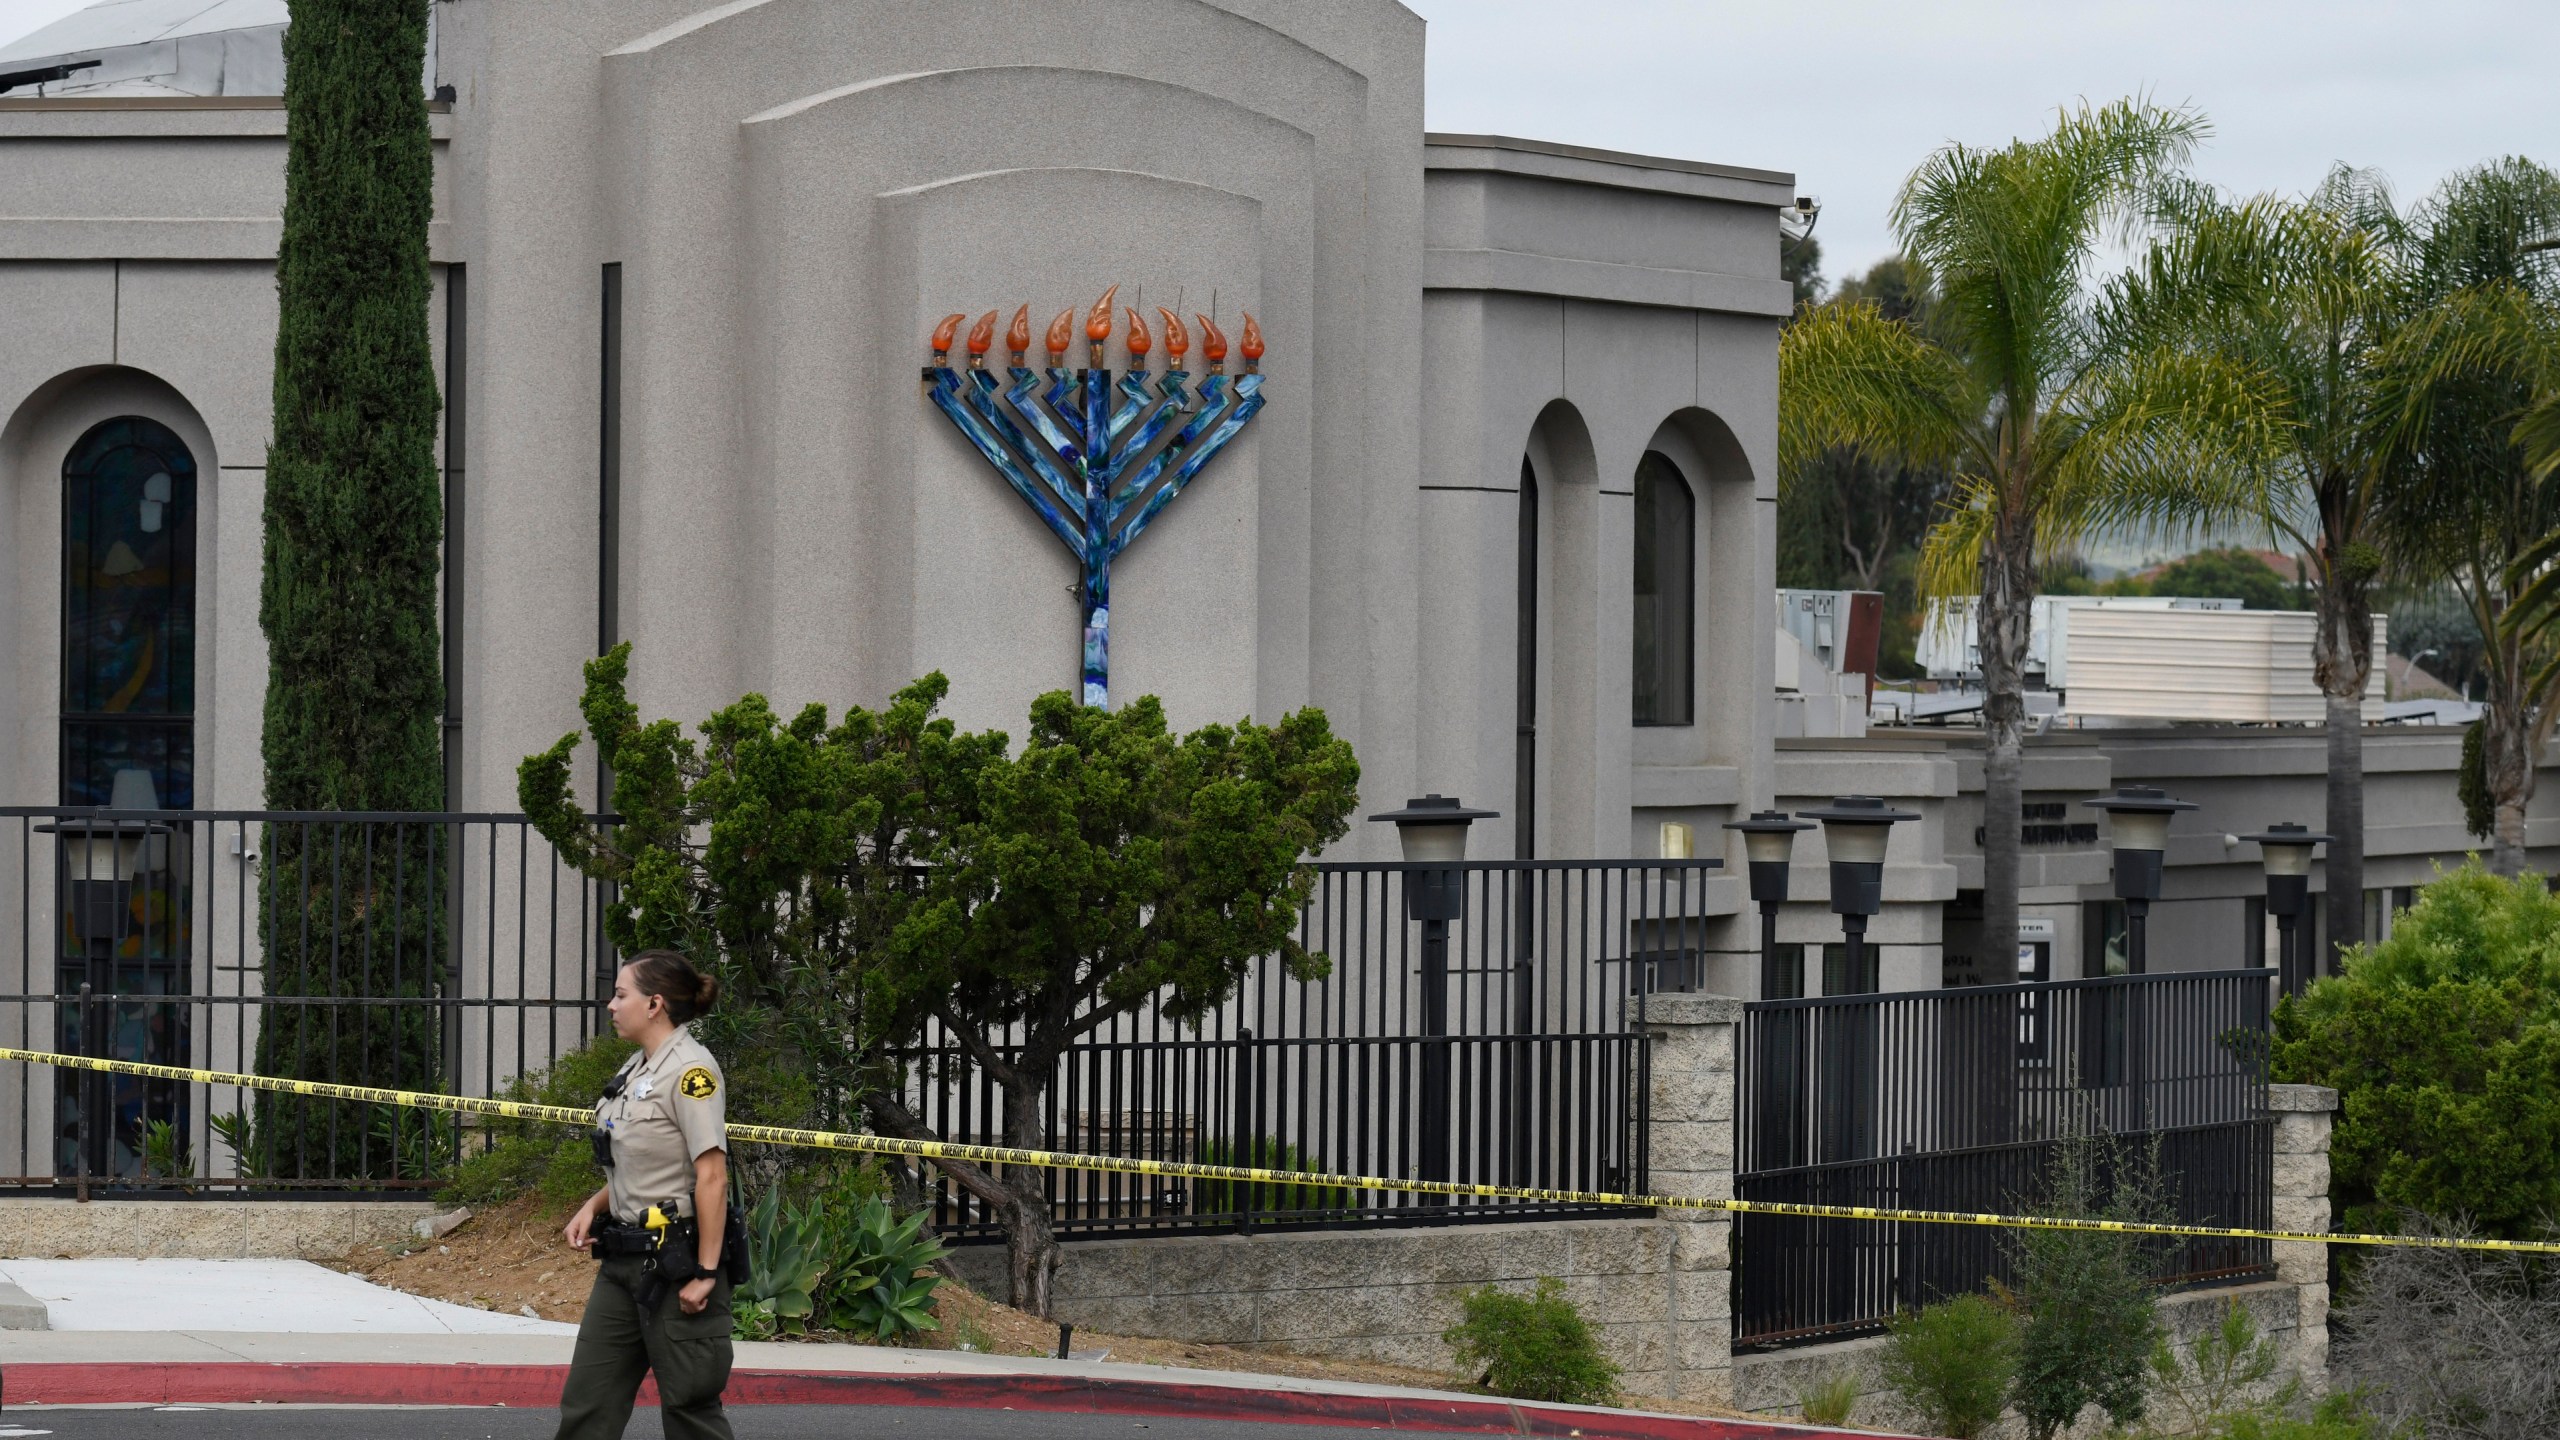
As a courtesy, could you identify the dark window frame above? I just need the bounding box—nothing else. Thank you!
[1631,450,1695,726]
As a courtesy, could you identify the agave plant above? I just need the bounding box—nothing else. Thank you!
[731,1187,829,1340]
[819,1197,951,1342]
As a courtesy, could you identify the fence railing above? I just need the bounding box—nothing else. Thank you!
[0,808,609,1193]
[903,859,1722,1240]
[0,808,1719,1238]
[1733,969,2275,1349]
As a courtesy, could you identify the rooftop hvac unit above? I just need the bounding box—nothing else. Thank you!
[1778,589,1882,684]
[2060,607,2386,723]
[1918,595,2243,689]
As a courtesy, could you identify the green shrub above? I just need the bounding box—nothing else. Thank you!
[2210,1392,2395,1440]
[1797,1370,1859,1427]
[732,1186,829,1340]
[1192,1135,1350,1215]
[1442,1277,1619,1407]
[1880,1293,2017,1438]
[2146,1299,2289,1436]
[2009,1133,2166,1440]
[817,1196,951,1342]
[2273,864,2560,1238]
[438,1033,636,1211]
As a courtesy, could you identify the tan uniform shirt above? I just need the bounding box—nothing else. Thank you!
[597,1025,726,1223]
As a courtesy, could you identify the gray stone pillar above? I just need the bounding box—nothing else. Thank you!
[1629,991,1740,1405]
[2268,1082,2339,1386]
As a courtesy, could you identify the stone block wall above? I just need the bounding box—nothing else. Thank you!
[949,1217,1683,1392]
[2268,1081,2339,1385]
[952,991,1744,1402]
[0,1199,432,1258]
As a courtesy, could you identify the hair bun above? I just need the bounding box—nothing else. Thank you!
[693,975,719,1015]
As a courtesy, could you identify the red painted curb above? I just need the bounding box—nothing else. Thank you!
[1,1363,1856,1438]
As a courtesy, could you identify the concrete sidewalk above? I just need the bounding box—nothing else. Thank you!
[0,1260,1868,1438]
[0,1331,1868,1439]
[0,1259,573,1335]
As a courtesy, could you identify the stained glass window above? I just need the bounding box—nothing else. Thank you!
[61,416,197,809]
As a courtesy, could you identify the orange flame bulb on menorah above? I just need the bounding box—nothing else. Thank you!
[1158,307,1189,364]
[929,312,966,358]
[1086,285,1118,367]
[964,310,998,368]
[1005,305,1031,364]
[1238,312,1263,374]
[1125,307,1151,360]
[1196,314,1228,374]
[1045,308,1075,361]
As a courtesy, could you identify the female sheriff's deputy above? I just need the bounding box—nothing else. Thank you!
[556,949,742,1440]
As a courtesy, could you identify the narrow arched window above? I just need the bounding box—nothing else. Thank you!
[62,416,197,808]
[1632,450,1694,726]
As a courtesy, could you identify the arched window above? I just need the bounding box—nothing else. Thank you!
[62,417,197,809]
[1632,450,1693,726]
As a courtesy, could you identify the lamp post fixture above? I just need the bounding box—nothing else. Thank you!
[2083,786,2197,974]
[1368,795,1498,1191]
[1726,811,1814,999]
[1795,797,1917,995]
[2242,823,2331,998]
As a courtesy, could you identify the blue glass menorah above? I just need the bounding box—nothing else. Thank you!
[921,294,1266,707]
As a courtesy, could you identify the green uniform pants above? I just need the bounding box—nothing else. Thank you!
[554,1255,736,1440]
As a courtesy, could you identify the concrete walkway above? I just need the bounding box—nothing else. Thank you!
[0,1261,1871,1439]
[0,1260,573,1335]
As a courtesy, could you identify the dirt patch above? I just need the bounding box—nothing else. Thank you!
[320,1191,598,1323]
[326,1196,1756,1422]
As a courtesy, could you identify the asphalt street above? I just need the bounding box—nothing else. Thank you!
[0,1405,1392,1438]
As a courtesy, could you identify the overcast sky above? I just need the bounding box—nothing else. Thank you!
[1418,0,2560,287]
[5,0,2553,288]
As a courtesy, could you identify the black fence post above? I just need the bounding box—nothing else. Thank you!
[1234,1026,1258,1234]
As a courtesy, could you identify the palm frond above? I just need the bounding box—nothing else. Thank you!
[1778,300,1979,479]
[1916,477,1996,600]
[2037,346,2293,555]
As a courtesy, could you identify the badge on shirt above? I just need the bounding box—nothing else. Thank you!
[634,1078,654,1100]
[679,1066,718,1099]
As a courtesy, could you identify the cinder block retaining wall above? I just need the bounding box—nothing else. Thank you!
[0,1199,431,1258]
[950,1218,1687,1394]
[957,1038,2343,1413]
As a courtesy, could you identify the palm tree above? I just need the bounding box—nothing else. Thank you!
[2373,159,2560,874]
[2097,170,2413,964]
[1780,99,2284,971]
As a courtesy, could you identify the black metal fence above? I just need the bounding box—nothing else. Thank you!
[0,808,610,1194]
[1733,969,2275,1349]
[904,859,1721,1240]
[0,807,1718,1236]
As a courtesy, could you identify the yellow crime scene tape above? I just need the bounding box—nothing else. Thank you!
[7,1045,2554,1256]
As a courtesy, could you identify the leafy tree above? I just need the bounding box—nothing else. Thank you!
[253,0,445,1174]
[1779,257,1957,680]
[2373,159,2560,874]
[521,646,1362,1316]
[2272,865,2560,1238]
[859,688,1359,1314]
[1779,99,2285,969]
[521,645,998,1147]
[2099,170,2413,958]
[2144,548,2306,611]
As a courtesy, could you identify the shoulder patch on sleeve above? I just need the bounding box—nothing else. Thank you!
[678,1066,719,1099]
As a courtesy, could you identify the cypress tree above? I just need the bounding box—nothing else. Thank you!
[252,0,446,1179]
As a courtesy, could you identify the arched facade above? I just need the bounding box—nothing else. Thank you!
[0,368,247,815]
